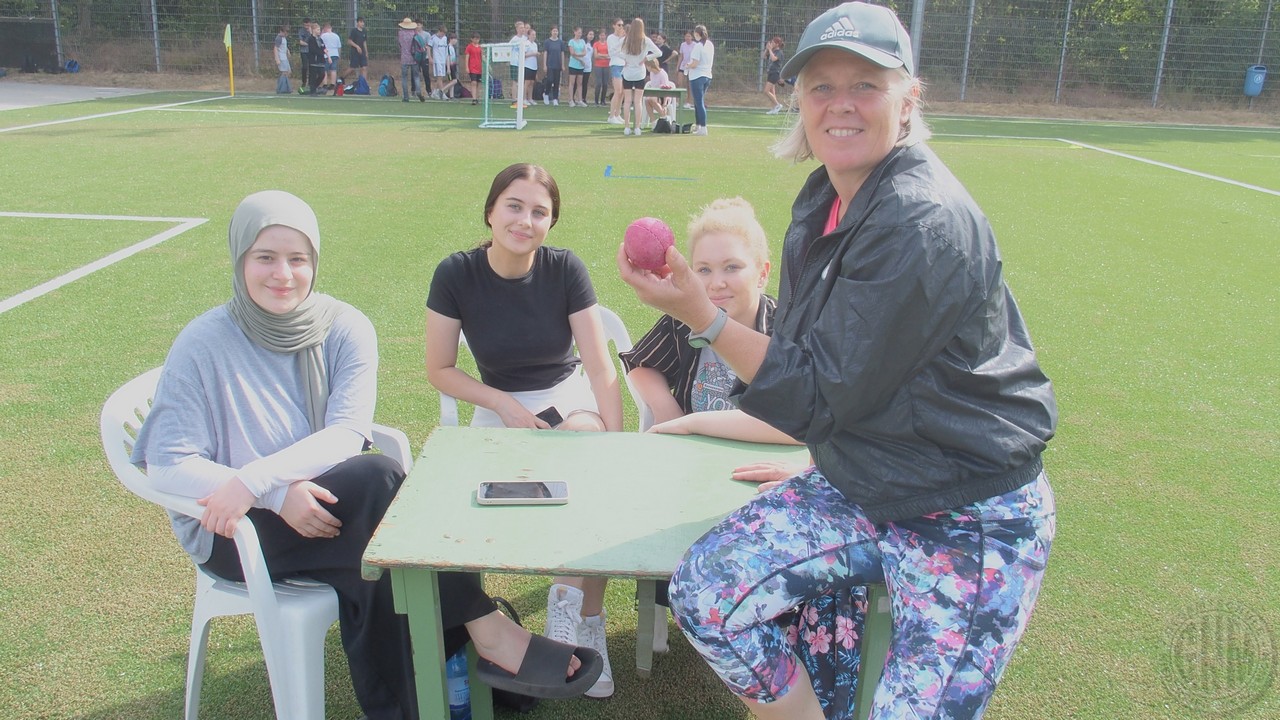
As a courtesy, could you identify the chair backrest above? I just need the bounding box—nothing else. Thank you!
[101,367,206,521]
[437,304,652,430]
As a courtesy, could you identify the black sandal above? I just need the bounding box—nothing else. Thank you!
[477,596,603,702]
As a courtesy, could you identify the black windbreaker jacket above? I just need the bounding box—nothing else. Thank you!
[740,143,1056,523]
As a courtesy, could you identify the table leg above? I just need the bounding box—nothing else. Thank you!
[465,642,494,720]
[391,569,450,720]
[853,584,893,720]
[634,579,656,678]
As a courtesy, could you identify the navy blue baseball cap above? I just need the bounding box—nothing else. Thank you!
[781,2,914,79]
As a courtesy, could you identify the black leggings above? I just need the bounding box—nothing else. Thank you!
[544,68,562,100]
[203,454,496,720]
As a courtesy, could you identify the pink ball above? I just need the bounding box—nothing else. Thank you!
[624,217,675,271]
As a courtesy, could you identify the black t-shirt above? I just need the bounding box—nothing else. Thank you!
[426,246,598,392]
[657,43,675,73]
[349,27,367,54]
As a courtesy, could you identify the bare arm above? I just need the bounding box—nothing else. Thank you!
[649,409,803,445]
[617,243,771,383]
[627,366,684,426]
[424,308,551,429]
[569,305,623,431]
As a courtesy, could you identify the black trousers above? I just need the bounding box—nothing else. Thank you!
[298,51,310,86]
[544,69,562,100]
[203,454,496,720]
[308,62,326,93]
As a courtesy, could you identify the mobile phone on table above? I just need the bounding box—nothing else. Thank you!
[476,480,570,505]
[535,406,564,427]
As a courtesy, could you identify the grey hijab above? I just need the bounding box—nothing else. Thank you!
[226,191,343,433]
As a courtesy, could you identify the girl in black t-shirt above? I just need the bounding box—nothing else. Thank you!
[425,163,623,699]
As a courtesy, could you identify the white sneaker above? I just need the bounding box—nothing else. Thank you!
[653,607,670,653]
[544,584,584,646]
[682,102,693,109]
[773,103,785,113]
[634,127,642,136]
[552,99,559,106]
[692,125,708,136]
[580,613,614,698]
[607,115,624,124]
[624,126,632,136]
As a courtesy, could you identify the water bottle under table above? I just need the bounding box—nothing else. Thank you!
[446,648,471,720]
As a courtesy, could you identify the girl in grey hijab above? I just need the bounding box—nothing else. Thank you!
[134,191,603,718]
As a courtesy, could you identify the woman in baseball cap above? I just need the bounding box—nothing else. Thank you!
[618,3,1057,718]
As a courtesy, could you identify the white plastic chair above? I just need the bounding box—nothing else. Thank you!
[101,367,414,720]
[438,305,651,431]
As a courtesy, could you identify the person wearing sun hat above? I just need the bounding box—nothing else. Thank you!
[618,3,1058,719]
[396,17,419,102]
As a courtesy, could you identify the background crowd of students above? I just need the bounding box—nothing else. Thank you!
[275,14,757,130]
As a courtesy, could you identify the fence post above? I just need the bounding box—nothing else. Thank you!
[1055,0,1072,104]
[251,0,259,73]
[759,0,768,92]
[51,0,64,68]
[150,0,160,72]
[910,0,925,73]
[1152,0,1175,107]
[1260,0,1273,65]
[960,0,975,101]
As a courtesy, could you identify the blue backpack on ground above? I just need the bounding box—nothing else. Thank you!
[378,74,396,97]
[352,75,370,95]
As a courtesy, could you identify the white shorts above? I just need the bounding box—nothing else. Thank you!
[432,61,448,77]
[469,368,598,428]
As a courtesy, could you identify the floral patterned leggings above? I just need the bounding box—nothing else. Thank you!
[669,468,1055,719]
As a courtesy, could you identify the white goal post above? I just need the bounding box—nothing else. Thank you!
[479,40,528,129]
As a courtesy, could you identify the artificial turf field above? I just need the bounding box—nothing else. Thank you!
[1,91,1277,719]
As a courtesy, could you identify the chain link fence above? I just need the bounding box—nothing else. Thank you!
[2,0,1275,113]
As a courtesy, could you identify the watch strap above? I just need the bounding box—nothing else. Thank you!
[688,307,728,347]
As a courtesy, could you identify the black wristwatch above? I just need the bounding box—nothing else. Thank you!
[687,307,728,348]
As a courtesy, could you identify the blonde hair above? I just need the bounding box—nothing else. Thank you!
[771,66,931,163]
[686,197,770,269]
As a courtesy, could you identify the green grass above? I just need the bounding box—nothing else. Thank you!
[1,92,1277,719]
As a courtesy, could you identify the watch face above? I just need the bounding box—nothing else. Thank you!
[688,336,709,348]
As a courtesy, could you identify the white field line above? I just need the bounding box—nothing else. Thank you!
[161,105,610,126]
[1058,139,1280,196]
[0,212,207,315]
[932,113,1280,135]
[162,104,1070,137]
[0,96,229,134]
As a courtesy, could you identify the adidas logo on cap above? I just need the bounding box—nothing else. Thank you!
[819,17,860,41]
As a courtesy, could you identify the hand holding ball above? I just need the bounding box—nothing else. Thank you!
[624,217,675,271]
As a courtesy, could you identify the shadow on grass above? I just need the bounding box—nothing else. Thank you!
[73,631,362,720]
